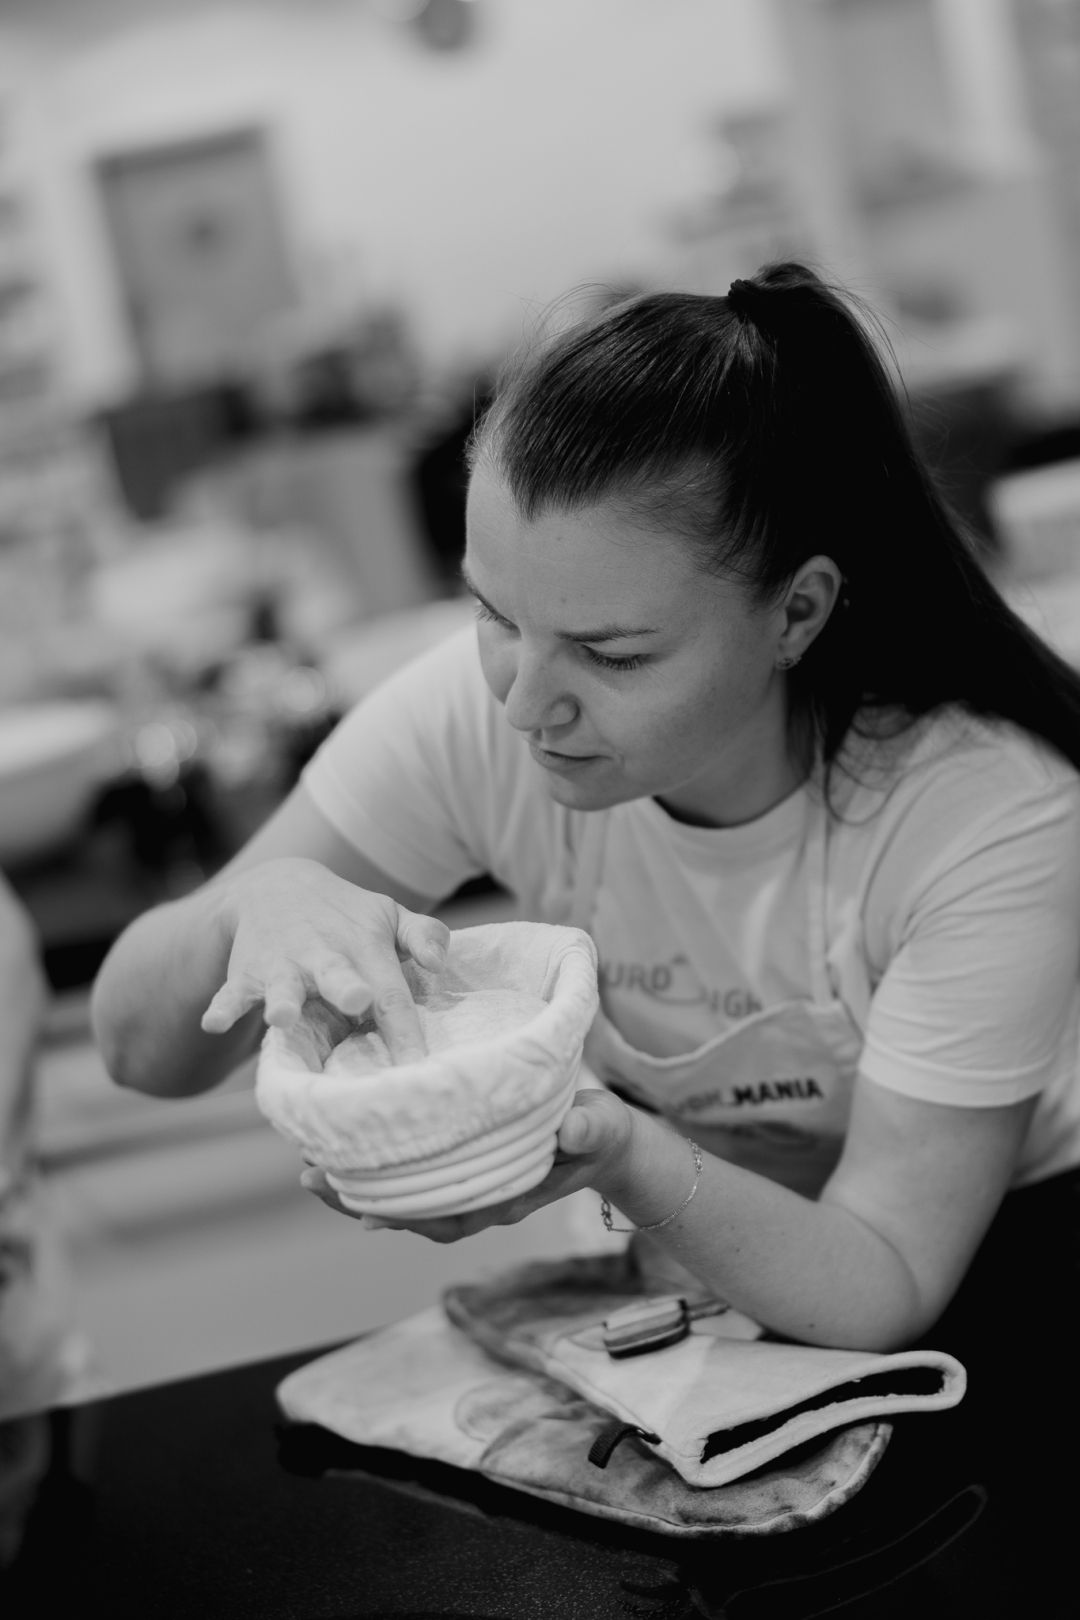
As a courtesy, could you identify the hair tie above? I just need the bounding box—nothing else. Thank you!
[726,278,760,319]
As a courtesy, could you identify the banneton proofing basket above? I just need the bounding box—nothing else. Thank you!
[255,922,599,1219]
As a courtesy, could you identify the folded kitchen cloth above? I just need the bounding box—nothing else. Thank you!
[275,1299,892,1538]
[444,1254,967,1490]
[275,1251,964,1536]
[255,921,598,1217]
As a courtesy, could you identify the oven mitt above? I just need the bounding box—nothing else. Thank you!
[443,1254,966,1491]
[276,1302,891,1538]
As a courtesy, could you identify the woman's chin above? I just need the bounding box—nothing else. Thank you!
[535,762,630,812]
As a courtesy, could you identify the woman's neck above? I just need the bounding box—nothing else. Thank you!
[656,709,817,829]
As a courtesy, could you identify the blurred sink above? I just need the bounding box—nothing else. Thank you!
[0,700,123,867]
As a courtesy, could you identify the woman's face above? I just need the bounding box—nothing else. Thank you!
[464,469,800,827]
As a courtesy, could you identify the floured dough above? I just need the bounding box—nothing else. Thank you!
[323,988,548,1078]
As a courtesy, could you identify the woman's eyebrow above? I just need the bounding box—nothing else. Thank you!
[459,565,660,644]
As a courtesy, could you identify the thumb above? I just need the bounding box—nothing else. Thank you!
[556,1088,624,1158]
[396,907,451,973]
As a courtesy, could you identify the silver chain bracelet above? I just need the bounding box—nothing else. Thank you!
[600,1139,704,1234]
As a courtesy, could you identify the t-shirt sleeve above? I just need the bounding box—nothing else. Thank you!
[300,626,499,902]
[860,756,1080,1106]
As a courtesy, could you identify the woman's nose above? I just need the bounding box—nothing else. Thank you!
[500,649,577,733]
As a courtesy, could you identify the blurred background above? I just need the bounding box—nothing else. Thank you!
[3,0,1080,1400]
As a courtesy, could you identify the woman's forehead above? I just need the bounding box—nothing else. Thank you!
[467,469,695,566]
[464,472,737,626]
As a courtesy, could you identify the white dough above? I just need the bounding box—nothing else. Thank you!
[323,988,548,1077]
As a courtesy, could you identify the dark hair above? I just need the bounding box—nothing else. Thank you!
[469,261,1080,775]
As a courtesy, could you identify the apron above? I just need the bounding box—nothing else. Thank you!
[569,785,866,1206]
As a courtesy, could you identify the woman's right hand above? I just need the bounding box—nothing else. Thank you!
[199,856,450,1064]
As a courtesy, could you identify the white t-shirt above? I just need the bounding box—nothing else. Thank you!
[303,625,1080,1187]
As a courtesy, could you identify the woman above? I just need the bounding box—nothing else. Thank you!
[90,263,1080,1368]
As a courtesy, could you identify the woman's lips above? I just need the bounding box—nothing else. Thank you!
[529,742,601,772]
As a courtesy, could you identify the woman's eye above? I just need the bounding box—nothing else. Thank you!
[474,601,514,631]
[474,600,643,671]
[583,647,645,672]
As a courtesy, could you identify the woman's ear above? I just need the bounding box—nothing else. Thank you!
[776,555,843,667]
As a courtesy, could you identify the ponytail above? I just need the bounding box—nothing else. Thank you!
[472,262,1080,773]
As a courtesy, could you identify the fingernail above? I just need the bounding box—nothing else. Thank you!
[360,1215,388,1231]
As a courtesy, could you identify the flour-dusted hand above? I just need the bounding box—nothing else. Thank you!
[199,856,450,1064]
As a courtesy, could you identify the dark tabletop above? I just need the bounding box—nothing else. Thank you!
[0,1333,1072,1620]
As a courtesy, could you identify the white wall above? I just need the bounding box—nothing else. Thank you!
[2,0,783,406]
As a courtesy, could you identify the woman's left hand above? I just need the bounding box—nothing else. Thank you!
[299,1087,632,1242]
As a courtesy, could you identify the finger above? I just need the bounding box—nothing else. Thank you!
[299,1167,361,1220]
[263,967,309,1029]
[394,1215,470,1243]
[395,908,451,974]
[201,978,258,1034]
[317,961,377,1020]
[556,1088,624,1157]
[368,975,427,1066]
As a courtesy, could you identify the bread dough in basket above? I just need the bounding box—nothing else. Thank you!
[323,989,549,1078]
[255,922,599,1196]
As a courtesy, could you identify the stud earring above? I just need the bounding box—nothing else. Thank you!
[775,653,801,671]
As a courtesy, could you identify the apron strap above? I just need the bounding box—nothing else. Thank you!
[805,784,835,1006]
